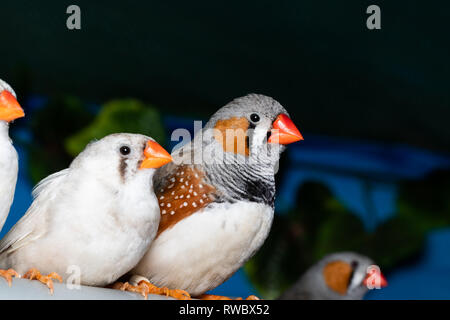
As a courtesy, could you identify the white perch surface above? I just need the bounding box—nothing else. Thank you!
[0,277,174,300]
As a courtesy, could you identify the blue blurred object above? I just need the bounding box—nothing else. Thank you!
[366,228,450,300]
[277,134,450,230]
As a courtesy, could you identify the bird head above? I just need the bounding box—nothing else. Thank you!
[0,79,24,123]
[318,252,387,300]
[201,94,302,166]
[73,133,172,184]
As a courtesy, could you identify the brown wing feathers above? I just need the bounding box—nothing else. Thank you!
[156,165,216,237]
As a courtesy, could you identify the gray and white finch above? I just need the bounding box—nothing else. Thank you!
[279,252,388,300]
[0,133,172,293]
[127,94,303,299]
[0,79,25,285]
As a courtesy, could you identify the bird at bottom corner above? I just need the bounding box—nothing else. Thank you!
[278,252,388,300]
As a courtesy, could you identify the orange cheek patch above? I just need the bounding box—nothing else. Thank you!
[323,261,352,295]
[214,117,249,156]
[156,166,216,237]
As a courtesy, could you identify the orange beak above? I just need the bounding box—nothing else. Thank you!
[268,113,303,145]
[0,90,25,122]
[140,140,173,169]
[363,272,388,288]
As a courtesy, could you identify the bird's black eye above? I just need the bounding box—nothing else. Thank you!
[119,146,131,155]
[250,113,260,123]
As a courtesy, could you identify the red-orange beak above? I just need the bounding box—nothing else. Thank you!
[0,90,25,122]
[363,272,388,288]
[267,113,303,145]
[140,140,173,169]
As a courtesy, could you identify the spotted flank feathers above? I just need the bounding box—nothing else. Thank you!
[156,165,216,236]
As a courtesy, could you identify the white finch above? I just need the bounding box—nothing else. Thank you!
[0,79,24,231]
[278,252,388,300]
[0,133,172,293]
[0,79,25,286]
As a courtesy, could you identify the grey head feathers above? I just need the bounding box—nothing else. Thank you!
[279,252,375,300]
[165,94,291,207]
[204,94,289,130]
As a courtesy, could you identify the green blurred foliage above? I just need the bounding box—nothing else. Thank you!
[65,99,165,156]
[245,170,450,299]
[27,97,165,184]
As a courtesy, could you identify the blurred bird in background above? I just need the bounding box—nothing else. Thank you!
[0,134,172,294]
[0,79,25,285]
[126,94,303,299]
[279,252,387,300]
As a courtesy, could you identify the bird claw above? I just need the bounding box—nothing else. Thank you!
[0,269,20,287]
[113,280,191,300]
[245,295,260,300]
[23,268,62,294]
[113,281,149,299]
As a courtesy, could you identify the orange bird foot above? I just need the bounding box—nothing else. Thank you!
[199,294,260,300]
[23,268,63,294]
[0,269,20,287]
[113,280,191,300]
